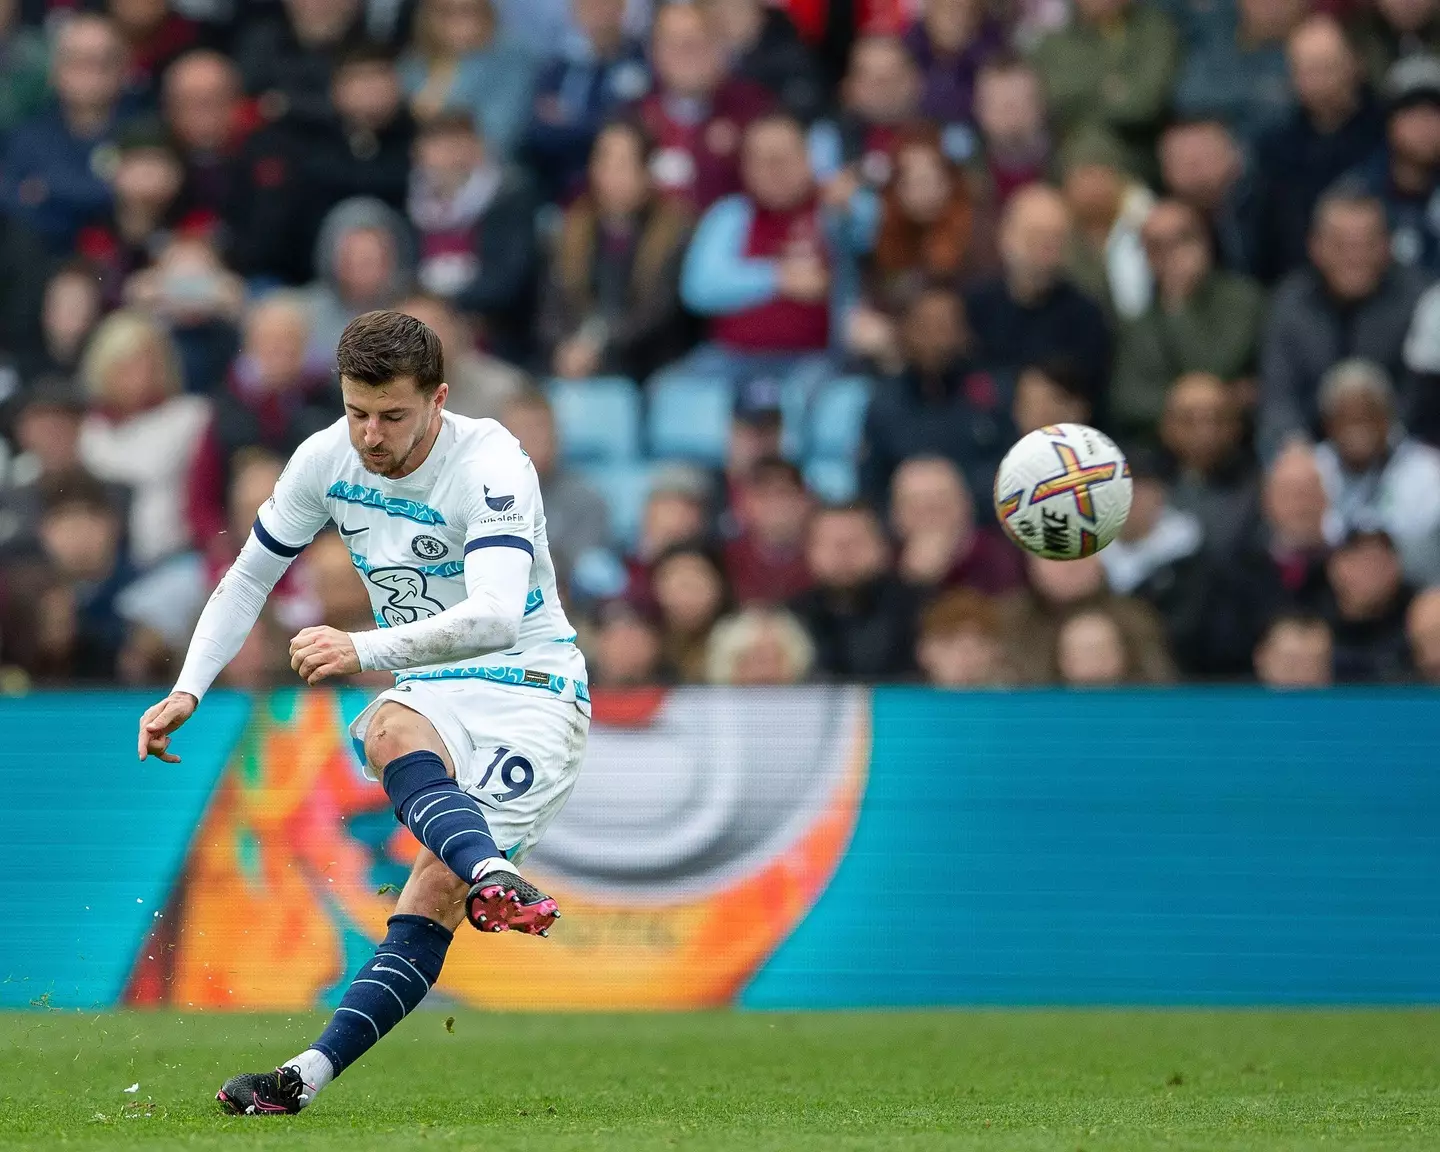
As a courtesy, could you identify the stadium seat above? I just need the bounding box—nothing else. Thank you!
[805,457,859,503]
[808,377,872,461]
[575,460,658,552]
[547,377,643,463]
[647,376,735,464]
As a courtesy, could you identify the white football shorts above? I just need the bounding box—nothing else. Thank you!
[350,680,590,865]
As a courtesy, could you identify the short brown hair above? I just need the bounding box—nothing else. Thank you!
[920,588,1001,641]
[336,310,445,393]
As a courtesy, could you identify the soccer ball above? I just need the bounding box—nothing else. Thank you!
[993,424,1132,560]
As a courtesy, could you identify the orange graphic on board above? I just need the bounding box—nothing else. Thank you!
[130,688,871,1010]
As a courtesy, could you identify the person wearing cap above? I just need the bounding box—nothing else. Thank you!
[1324,524,1414,681]
[1312,357,1440,585]
[1058,126,1155,322]
[1348,54,1440,271]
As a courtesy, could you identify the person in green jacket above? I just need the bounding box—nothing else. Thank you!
[1030,0,1180,180]
[1111,198,1267,447]
[0,0,49,140]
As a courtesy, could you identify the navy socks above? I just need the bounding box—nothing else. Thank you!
[309,915,452,1077]
[382,750,502,883]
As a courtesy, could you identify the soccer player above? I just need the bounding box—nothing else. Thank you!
[135,311,589,1114]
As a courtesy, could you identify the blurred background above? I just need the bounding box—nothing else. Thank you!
[6,0,1440,693]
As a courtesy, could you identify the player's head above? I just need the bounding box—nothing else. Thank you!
[336,309,448,478]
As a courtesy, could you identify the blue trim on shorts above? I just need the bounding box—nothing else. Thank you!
[393,664,588,703]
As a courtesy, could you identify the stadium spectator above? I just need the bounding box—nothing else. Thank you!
[1096,449,1207,662]
[524,0,650,200]
[650,541,732,683]
[540,120,693,383]
[1405,584,1440,680]
[499,389,611,591]
[1259,188,1428,459]
[233,0,365,126]
[302,197,415,364]
[109,0,200,102]
[1325,527,1413,681]
[1350,55,1440,272]
[860,284,1014,506]
[965,184,1112,400]
[1160,372,1260,562]
[888,455,1023,595]
[1159,118,1264,278]
[1313,359,1440,584]
[1,12,128,251]
[703,0,825,125]
[629,464,713,593]
[1111,199,1266,447]
[777,0,910,92]
[724,457,814,605]
[808,35,920,190]
[161,50,246,229]
[1000,553,1176,683]
[971,55,1052,213]
[1253,16,1386,281]
[1054,604,1177,686]
[903,0,1005,130]
[406,111,539,360]
[676,112,864,404]
[77,309,210,568]
[915,587,1012,687]
[0,0,50,140]
[0,210,47,379]
[1058,127,1155,322]
[1170,0,1300,145]
[790,501,917,679]
[1198,446,1337,675]
[400,0,534,158]
[232,45,416,284]
[0,378,97,557]
[185,292,335,553]
[121,234,244,392]
[589,597,666,687]
[18,262,102,386]
[4,469,135,682]
[1254,611,1335,686]
[722,390,786,511]
[1030,0,1180,176]
[397,292,525,421]
[632,3,774,211]
[869,125,990,302]
[1354,0,1440,82]
[705,605,816,684]
[1401,278,1440,438]
[77,117,188,308]
[490,0,653,62]
[1010,357,1093,437]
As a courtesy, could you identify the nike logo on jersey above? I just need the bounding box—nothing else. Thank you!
[338,523,368,537]
[484,487,515,512]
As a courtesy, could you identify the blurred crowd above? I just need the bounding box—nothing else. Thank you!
[6,0,1440,691]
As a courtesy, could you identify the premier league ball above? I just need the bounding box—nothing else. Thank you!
[993,424,1132,560]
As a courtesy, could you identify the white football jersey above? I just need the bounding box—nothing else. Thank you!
[256,411,586,694]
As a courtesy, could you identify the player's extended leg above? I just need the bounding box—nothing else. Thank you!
[362,700,559,935]
[217,850,467,1115]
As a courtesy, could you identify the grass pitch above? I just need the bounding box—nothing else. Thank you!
[0,1009,1435,1151]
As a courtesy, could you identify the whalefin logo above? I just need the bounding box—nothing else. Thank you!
[484,486,515,512]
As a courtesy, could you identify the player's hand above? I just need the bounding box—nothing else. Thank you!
[137,692,197,763]
[289,626,361,685]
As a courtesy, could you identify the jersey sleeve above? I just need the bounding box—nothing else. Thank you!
[253,430,333,558]
[459,432,540,560]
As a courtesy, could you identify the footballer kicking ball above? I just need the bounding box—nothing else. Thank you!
[993,423,1132,560]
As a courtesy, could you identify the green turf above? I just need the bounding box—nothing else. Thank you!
[0,1009,1435,1151]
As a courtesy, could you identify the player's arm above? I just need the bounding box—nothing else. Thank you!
[138,439,329,761]
[291,440,537,681]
